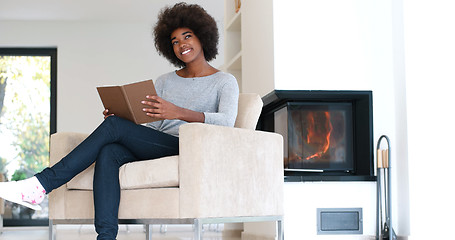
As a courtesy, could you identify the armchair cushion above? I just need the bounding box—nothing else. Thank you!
[67,155,179,190]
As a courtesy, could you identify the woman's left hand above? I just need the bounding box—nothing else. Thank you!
[142,95,182,120]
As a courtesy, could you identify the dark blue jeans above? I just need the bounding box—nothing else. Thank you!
[35,116,179,240]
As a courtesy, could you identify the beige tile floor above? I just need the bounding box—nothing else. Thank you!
[0,224,240,240]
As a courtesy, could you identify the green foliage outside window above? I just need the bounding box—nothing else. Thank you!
[0,56,50,180]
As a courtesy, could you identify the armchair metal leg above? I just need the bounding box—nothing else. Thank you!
[160,224,167,233]
[49,219,55,240]
[277,219,284,240]
[194,219,202,240]
[145,224,152,240]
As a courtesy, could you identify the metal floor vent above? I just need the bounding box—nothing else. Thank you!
[317,208,363,235]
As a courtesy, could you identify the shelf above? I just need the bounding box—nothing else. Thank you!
[226,50,242,71]
[226,10,241,32]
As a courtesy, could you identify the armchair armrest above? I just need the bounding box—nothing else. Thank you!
[178,123,284,218]
[49,132,89,219]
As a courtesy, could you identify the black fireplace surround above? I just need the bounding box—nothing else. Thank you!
[258,90,375,182]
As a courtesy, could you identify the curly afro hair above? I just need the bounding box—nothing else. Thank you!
[153,2,219,68]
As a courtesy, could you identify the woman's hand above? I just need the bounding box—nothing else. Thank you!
[142,95,205,123]
[142,96,182,120]
[103,109,114,119]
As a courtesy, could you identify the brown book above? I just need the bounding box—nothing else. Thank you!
[97,79,161,124]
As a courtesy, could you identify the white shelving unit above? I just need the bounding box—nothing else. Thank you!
[224,1,243,91]
[223,0,275,96]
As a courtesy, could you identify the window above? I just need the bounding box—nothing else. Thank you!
[0,48,57,226]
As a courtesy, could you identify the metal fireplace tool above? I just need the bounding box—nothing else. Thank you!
[376,135,397,240]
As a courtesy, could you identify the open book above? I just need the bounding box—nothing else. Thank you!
[97,79,161,124]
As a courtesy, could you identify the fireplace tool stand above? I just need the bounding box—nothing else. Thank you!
[376,135,397,240]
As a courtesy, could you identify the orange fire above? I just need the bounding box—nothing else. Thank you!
[304,111,333,160]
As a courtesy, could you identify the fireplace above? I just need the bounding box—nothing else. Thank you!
[258,90,375,181]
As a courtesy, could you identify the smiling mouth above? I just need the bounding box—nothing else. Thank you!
[181,49,191,55]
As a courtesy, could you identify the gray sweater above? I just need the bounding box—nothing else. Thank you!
[146,71,239,137]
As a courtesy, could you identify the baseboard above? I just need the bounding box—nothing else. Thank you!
[241,232,275,240]
[240,233,408,240]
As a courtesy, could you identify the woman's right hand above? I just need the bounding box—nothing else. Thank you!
[103,109,114,119]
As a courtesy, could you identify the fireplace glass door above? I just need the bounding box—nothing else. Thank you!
[276,102,354,172]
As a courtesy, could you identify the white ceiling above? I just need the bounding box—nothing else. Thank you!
[0,0,223,22]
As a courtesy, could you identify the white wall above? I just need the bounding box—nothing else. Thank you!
[404,0,455,239]
[272,0,409,238]
[0,0,224,134]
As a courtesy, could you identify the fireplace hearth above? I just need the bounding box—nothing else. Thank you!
[258,90,375,181]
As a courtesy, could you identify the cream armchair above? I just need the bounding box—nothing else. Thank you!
[48,93,284,240]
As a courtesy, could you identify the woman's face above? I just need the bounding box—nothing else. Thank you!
[171,27,205,65]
